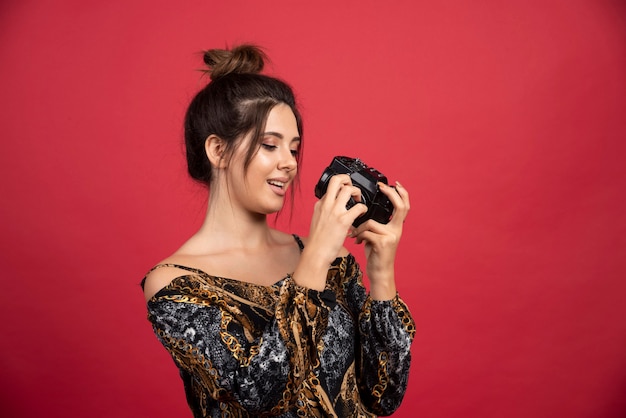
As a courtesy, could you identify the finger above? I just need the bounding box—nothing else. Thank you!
[379,182,410,224]
[394,181,411,208]
[353,229,386,246]
[354,229,376,245]
[347,202,368,222]
[352,217,389,237]
[324,174,353,200]
[337,184,363,207]
[379,182,408,209]
[353,223,401,249]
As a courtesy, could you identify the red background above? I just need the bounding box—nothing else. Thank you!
[1,1,625,417]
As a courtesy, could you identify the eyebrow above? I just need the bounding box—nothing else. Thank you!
[264,131,301,143]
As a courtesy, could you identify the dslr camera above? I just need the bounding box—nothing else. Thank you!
[314,156,394,227]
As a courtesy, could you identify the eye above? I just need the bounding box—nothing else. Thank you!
[290,149,299,157]
[261,144,277,151]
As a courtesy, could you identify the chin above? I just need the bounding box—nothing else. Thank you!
[265,206,284,215]
[253,196,287,216]
[254,203,284,216]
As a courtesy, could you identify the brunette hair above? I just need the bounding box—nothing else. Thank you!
[184,44,303,187]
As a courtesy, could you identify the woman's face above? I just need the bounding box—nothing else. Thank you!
[225,103,301,215]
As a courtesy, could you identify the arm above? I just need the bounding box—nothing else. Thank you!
[357,295,415,415]
[348,181,415,414]
[351,181,411,301]
[292,174,368,291]
[342,259,416,415]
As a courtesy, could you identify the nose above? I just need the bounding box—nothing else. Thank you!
[278,148,297,172]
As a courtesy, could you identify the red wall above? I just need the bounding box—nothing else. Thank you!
[1,1,625,417]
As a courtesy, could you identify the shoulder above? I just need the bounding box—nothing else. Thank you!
[142,234,214,302]
[142,258,193,302]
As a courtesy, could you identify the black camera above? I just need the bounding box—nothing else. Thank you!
[314,156,394,227]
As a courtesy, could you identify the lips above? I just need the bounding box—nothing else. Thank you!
[267,177,289,196]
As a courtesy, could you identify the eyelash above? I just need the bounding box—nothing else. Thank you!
[261,144,299,157]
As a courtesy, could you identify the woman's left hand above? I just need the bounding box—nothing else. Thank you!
[350,181,410,300]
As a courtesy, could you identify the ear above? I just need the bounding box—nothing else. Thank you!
[205,135,228,168]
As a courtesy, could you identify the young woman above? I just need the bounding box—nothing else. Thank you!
[142,44,415,417]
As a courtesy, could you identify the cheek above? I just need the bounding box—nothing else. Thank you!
[239,160,269,186]
[249,153,275,172]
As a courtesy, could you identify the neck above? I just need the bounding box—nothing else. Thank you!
[193,188,276,252]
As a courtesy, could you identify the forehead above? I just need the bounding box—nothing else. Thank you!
[265,104,299,138]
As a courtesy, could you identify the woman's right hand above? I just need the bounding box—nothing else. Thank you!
[292,174,367,290]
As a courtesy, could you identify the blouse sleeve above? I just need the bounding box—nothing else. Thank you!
[342,258,416,415]
[146,274,333,415]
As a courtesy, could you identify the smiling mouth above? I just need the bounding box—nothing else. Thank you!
[267,180,286,189]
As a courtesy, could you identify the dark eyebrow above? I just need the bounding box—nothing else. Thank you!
[264,131,301,143]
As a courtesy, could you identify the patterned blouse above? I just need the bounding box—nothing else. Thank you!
[143,235,415,417]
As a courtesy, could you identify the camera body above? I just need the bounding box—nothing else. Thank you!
[314,156,394,227]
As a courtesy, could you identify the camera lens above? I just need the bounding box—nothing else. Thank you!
[314,171,334,199]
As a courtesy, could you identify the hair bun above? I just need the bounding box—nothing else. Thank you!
[203,44,266,80]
